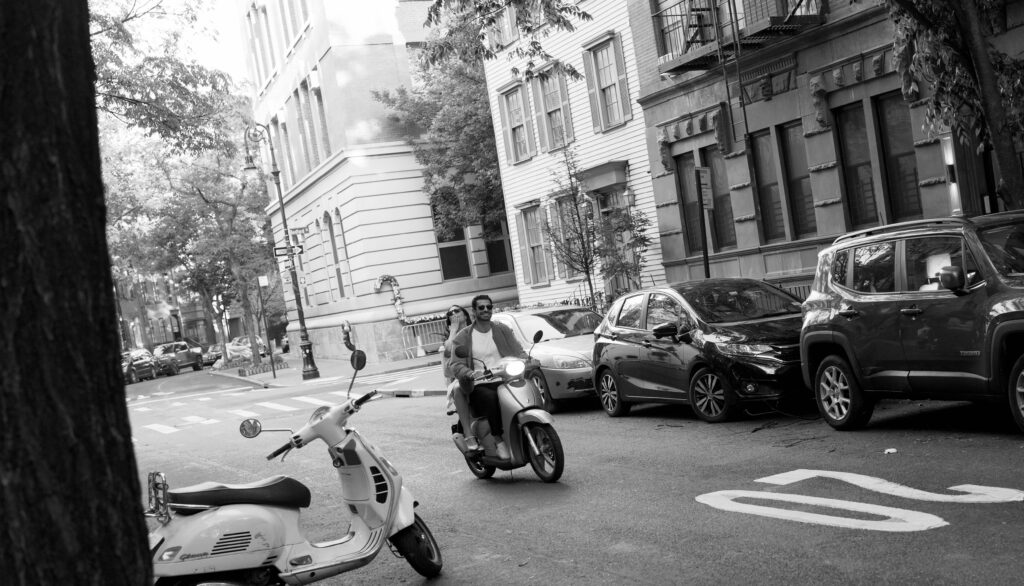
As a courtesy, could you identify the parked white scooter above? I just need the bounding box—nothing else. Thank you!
[451,334,565,483]
[145,341,442,585]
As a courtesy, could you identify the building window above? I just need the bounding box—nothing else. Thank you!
[516,206,551,284]
[323,211,345,298]
[437,226,472,280]
[299,80,320,167]
[485,220,512,275]
[702,145,736,249]
[311,74,331,157]
[877,92,922,222]
[781,121,816,237]
[583,33,632,132]
[498,85,536,163]
[531,72,574,151]
[836,102,878,229]
[491,7,518,49]
[675,152,703,254]
[553,197,582,279]
[292,233,311,306]
[752,130,784,242]
[291,91,312,172]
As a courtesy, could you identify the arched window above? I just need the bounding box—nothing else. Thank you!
[324,211,345,297]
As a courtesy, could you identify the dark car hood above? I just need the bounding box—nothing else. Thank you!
[701,314,802,344]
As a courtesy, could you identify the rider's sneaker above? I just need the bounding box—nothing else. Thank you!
[495,439,510,460]
[465,436,482,452]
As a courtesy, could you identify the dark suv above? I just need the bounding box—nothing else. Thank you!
[801,211,1024,432]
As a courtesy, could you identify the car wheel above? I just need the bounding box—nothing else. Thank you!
[529,370,558,413]
[815,355,874,430]
[597,368,631,417]
[168,362,179,376]
[192,361,202,371]
[1007,355,1024,433]
[688,367,736,423]
[126,369,137,385]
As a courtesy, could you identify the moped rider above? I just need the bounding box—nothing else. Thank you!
[442,304,477,450]
[449,294,527,460]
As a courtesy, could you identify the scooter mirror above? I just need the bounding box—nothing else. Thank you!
[239,418,262,438]
[350,350,367,371]
[532,330,543,344]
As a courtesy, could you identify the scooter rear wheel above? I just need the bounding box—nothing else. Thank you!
[389,513,443,578]
[465,454,496,479]
[524,422,564,483]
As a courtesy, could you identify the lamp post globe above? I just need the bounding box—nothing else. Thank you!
[244,122,320,380]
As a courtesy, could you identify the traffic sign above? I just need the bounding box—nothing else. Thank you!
[273,245,303,257]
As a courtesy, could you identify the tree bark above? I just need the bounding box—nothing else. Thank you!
[0,2,151,584]
[954,0,1024,208]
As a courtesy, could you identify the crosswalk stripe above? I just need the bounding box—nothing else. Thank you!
[198,397,212,401]
[257,401,298,412]
[183,416,219,424]
[134,407,152,412]
[145,424,179,434]
[385,376,416,386]
[293,396,334,406]
[229,409,260,417]
[172,402,187,406]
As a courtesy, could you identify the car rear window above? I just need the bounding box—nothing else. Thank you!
[851,242,895,293]
[615,295,644,329]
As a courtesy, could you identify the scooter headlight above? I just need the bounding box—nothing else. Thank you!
[504,359,526,377]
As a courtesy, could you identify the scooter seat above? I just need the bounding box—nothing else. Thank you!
[168,475,311,514]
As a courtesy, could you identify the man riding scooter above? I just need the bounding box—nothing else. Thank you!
[449,294,528,460]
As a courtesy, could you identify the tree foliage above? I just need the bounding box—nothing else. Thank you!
[426,0,591,80]
[374,14,507,239]
[889,0,1024,208]
[91,0,237,153]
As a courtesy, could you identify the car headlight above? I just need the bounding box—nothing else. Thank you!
[547,355,591,369]
[717,343,774,357]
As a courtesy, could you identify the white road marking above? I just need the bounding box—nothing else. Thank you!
[696,490,949,532]
[198,397,212,402]
[182,416,219,425]
[257,401,298,412]
[293,396,334,406]
[134,407,152,412]
[385,377,416,386]
[229,409,260,418]
[144,424,179,434]
[757,469,1024,503]
[153,392,174,396]
[172,402,187,407]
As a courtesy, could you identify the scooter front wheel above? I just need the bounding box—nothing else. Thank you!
[389,513,443,578]
[465,453,496,479]
[524,422,564,483]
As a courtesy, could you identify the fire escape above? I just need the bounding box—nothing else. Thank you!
[654,0,825,74]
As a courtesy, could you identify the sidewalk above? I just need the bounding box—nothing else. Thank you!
[206,349,445,397]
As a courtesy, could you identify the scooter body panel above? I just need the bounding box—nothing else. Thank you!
[151,504,299,578]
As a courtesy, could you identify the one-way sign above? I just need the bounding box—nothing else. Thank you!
[274,245,303,257]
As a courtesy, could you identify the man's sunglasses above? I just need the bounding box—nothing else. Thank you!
[475,304,493,311]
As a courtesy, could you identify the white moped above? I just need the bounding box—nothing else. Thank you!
[144,345,442,585]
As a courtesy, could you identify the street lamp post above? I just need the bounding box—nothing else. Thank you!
[244,123,320,380]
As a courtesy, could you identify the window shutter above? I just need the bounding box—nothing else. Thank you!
[558,73,574,144]
[545,203,561,279]
[540,206,554,283]
[612,35,632,123]
[515,211,533,284]
[582,50,603,133]
[496,92,513,163]
[531,78,549,152]
[522,87,538,157]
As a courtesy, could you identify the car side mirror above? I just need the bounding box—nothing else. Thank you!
[939,266,966,293]
[652,322,678,340]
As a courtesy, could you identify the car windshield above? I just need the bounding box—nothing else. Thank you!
[978,222,1024,282]
[153,345,172,356]
[677,281,801,323]
[512,309,602,341]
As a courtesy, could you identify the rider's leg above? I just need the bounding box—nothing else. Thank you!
[469,384,503,438]
[453,386,478,449]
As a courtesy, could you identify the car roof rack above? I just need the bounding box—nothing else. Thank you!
[833,217,972,245]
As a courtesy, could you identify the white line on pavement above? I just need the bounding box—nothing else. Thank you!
[385,377,416,386]
[182,416,219,425]
[257,401,298,412]
[293,396,334,406]
[134,407,152,412]
[229,409,260,418]
[144,424,179,434]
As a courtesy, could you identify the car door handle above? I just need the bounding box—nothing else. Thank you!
[900,306,923,316]
[837,308,860,318]
[642,340,652,348]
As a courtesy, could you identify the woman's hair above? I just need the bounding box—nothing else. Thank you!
[445,305,472,329]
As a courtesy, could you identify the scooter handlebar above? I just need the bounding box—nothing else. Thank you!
[266,442,293,461]
[353,390,379,408]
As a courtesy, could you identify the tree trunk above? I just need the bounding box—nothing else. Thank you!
[239,283,262,365]
[955,0,1024,209]
[0,2,151,584]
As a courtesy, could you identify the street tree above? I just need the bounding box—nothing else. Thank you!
[374,14,507,240]
[425,0,592,80]
[889,0,1024,208]
[1,0,151,583]
[543,148,652,309]
[91,0,237,153]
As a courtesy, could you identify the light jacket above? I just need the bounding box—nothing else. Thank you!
[448,321,526,382]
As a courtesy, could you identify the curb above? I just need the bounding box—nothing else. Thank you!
[206,360,445,392]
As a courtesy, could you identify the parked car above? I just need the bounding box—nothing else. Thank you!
[490,305,603,412]
[152,340,203,374]
[593,278,805,422]
[201,343,223,366]
[801,212,1024,433]
[122,349,157,384]
[230,335,267,357]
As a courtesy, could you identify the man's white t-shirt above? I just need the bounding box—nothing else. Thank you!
[471,328,502,370]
